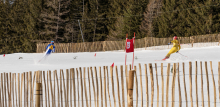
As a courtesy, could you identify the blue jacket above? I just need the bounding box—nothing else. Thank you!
[46,44,55,54]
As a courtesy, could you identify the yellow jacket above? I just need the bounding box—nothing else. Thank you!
[171,40,181,51]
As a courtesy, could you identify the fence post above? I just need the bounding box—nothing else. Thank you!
[127,70,135,107]
[35,71,42,107]
[35,83,42,107]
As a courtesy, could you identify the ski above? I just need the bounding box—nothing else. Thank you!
[155,58,168,61]
[38,48,49,62]
[155,59,166,61]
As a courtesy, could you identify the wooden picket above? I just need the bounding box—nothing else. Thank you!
[0,61,220,107]
[36,34,220,53]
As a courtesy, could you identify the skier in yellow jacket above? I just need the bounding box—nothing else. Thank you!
[163,36,181,60]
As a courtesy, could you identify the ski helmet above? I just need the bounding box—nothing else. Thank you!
[173,36,177,40]
[51,41,54,44]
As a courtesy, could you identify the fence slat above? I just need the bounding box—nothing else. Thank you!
[177,63,182,107]
[182,63,188,107]
[66,69,70,107]
[200,62,204,107]
[149,63,154,107]
[134,66,138,107]
[144,64,149,107]
[210,61,216,107]
[105,66,112,107]
[12,73,14,107]
[9,73,12,107]
[171,63,176,107]
[61,69,67,107]
[79,68,84,107]
[127,70,135,107]
[31,72,36,107]
[189,62,193,107]
[6,73,10,107]
[20,73,24,107]
[139,64,143,107]
[55,70,60,107]
[110,66,116,107]
[166,63,170,107]
[49,71,54,107]
[87,67,91,107]
[15,73,18,107]
[99,67,103,107]
[125,65,128,96]
[195,61,198,107]
[1,73,4,107]
[161,63,164,107]
[90,67,97,107]
[104,66,107,107]
[47,71,51,107]
[71,68,76,107]
[115,66,121,107]
[205,61,210,107]
[218,62,220,103]
[76,68,80,107]
[53,71,56,107]
[155,63,159,107]
[26,72,29,107]
[94,67,99,107]
[120,65,125,107]
[43,71,47,107]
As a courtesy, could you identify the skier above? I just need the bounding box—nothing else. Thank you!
[163,36,181,60]
[38,41,55,62]
[46,41,55,55]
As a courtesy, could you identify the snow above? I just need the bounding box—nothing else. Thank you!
[0,42,220,107]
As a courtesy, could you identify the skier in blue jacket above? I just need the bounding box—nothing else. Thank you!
[46,41,55,55]
[38,41,56,62]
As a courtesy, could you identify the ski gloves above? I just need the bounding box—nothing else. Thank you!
[168,42,171,45]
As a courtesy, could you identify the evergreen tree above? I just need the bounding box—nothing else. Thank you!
[153,0,220,38]
[107,0,148,40]
[211,0,220,34]
[67,0,85,43]
[77,0,109,42]
[105,0,124,41]
[39,0,70,43]
[140,0,160,38]
[122,0,147,39]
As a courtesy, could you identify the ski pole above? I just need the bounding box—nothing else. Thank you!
[178,52,188,58]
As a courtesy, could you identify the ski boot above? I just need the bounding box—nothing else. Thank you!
[162,56,169,60]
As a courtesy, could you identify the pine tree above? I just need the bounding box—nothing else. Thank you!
[153,0,220,38]
[66,0,85,43]
[39,0,70,43]
[105,0,124,41]
[153,0,184,37]
[140,0,161,37]
[122,0,148,39]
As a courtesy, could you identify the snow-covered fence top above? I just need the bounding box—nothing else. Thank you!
[36,34,220,53]
[0,61,220,107]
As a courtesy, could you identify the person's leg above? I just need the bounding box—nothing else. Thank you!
[165,47,177,58]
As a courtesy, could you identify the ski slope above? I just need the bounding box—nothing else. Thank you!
[0,42,220,107]
[0,43,219,73]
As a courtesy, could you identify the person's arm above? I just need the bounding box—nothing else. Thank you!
[52,46,55,52]
[46,44,50,50]
[178,44,181,51]
[168,40,174,45]
[170,40,175,43]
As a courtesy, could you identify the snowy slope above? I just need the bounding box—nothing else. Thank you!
[0,42,220,107]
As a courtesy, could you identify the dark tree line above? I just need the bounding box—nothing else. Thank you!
[0,0,220,53]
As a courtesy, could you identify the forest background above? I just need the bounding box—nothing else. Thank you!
[0,0,220,53]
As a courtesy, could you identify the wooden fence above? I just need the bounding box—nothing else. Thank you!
[36,33,220,53]
[0,61,220,107]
